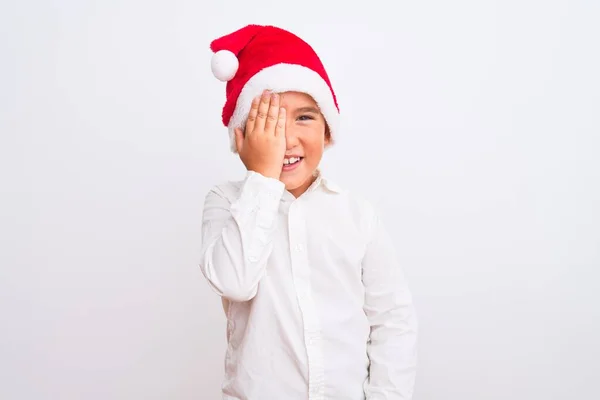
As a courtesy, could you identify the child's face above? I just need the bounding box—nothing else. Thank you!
[278,91,330,197]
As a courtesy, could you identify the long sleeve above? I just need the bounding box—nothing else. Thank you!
[362,209,418,400]
[199,171,285,302]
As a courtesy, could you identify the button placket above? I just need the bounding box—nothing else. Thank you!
[288,201,325,399]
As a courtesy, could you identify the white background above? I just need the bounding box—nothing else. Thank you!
[1,0,599,399]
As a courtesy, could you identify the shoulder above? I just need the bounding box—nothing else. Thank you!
[320,177,379,228]
[323,176,376,210]
[204,177,245,204]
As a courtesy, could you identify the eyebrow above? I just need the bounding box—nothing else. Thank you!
[295,106,320,114]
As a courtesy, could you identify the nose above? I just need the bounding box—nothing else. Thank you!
[285,124,299,150]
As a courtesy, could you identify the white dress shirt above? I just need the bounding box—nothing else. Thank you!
[200,170,418,400]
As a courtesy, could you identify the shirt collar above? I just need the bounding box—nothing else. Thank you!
[280,169,343,203]
[310,168,342,194]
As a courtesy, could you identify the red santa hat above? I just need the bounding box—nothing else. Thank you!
[209,24,340,152]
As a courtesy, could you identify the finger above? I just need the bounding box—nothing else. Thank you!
[275,107,286,137]
[234,127,244,153]
[254,90,271,133]
[245,96,260,135]
[264,92,280,134]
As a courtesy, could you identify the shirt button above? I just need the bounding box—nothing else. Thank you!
[295,243,304,252]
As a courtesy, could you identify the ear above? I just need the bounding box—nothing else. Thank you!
[323,125,332,146]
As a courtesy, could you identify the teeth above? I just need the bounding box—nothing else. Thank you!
[283,157,301,165]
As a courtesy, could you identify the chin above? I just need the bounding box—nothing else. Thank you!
[281,172,311,191]
[281,176,303,190]
[280,158,320,193]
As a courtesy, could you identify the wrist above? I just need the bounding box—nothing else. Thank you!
[250,165,281,180]
[260,170,281,180]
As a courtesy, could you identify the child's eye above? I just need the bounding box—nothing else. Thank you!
[297,115,315,121]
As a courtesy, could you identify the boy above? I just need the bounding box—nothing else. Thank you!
[200,24,418,399]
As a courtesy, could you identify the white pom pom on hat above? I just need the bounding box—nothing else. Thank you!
[211,50,239,82]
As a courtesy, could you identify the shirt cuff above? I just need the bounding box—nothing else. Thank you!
[244,170,285,201]
[233,171,285,226]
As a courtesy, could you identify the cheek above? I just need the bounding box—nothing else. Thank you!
[300,126,327,153]
[303,140,326,161]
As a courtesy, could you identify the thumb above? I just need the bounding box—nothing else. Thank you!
[234,127,244,153]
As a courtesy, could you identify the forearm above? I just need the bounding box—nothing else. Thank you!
[365,300,418,399]
[200,171,284,301]
[362,207,419,399]
[201,221,272,302]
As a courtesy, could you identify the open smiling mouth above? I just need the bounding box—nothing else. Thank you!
[282,156,304,171]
